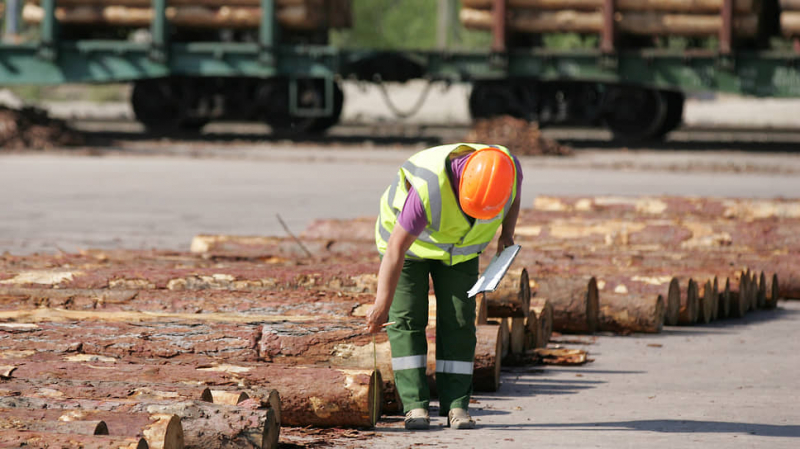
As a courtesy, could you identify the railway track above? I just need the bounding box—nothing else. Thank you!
[66,118,800,153]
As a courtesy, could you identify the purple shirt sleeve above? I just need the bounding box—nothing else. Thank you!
[396,152,524,237]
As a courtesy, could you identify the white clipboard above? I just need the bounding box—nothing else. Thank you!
[467,244,521,298]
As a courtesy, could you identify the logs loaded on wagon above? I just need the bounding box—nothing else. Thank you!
[22,0,353,31]
[460,0,764,38]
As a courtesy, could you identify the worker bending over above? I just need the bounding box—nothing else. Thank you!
[366,143,522,430]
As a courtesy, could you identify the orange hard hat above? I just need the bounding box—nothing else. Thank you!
[459,147,515,220]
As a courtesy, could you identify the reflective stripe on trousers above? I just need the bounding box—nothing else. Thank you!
[436,359,473,375]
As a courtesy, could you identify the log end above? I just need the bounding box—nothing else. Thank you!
[666,277,681,325]
[520,268,531,319]
[264,407,280,449]
[586,276,599,333]
[95,421,109,436]
[144,414,183,449]
[210,389,249,405]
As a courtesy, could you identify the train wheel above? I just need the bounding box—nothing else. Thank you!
[131,78,209,134]
[261,79,343,136]
[131,79,182,133]
[469,81,534,120]
[653,90,685,138]
[602,86,668,142]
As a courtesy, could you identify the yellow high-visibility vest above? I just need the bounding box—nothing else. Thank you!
[375,143,517,265]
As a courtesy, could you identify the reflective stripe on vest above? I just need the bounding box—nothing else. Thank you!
[435,359,474,375]
[392,355,427,371]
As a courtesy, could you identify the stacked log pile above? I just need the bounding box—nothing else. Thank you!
[22,0,352,30]
[461,0,762,38]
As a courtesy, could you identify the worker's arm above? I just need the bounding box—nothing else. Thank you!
[366,225,417,334]
[497,189,521,254]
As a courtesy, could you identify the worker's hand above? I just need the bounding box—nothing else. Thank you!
[365,305,390,334]
[497,234,515,255]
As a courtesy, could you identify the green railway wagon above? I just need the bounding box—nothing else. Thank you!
[1,0,799,140]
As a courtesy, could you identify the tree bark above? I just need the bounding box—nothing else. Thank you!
[1,357,378,428]
[0,377,212,403]
[485,269,531,318]
[0,431,147,449]
[675,278,699,325]
[0,396,274,449]
[22,4,331,30]
[473,324,503,392]
[460,8,760,37]
[598,292,664,334]
[533,276,599,334]
[594,273,673,325]
[530,298,553,348]
[0,409,107,435]
[461,0,756,13]
[209,387,281,427]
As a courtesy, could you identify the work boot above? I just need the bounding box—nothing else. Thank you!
[447,408,476,429]
[404,408,430,430]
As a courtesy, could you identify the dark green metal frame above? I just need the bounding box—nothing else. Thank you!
[1,0,800,98]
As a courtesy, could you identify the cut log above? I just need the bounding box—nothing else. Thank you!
[0,410,107,435]
[0,431,147,449]
[0,406,180,449]
[676,278,699,325]
[594,274,673,325]
[523,309,539,350]
[461,0,756,13]
[209,387,281,427]
[485,268,531,318]
[697,278,716,324]
[476,292,488,325]
[507,317,527,356]
[0,377,213,403]
[0,396,274,449]
[781,0,800,11]
[2,357,379,428]
[782,11,800,37]
[764,272,780,309]
[598,292,665,334]
[728,271,749,318]
[473,324,503,392]
[530,195,800,220]
[460,8,760,37]
[533,276,599,334]
[530,298,553,347]
[22,4,331,30]
[718,277,731,319]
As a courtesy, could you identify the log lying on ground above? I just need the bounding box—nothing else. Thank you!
[675,278,699,325]
[461,8,759,37]
[718,277,731,319]
[0,261,380,293]
[461,0,756,13]
[782,12,800,37]
[0,376,213,403]
[22,4,332,30]
[2,357,379,428]
[0,409,107,435]
[728,271,750,318]
[523,310,539,350]
[0,396,271,449]
[0,430,147,449]
[533,276,599,334]
[473,324,503,392]
[0,286,372,318]
[190,234,378,262]
[209,387,282,427]
[594,274,673,326]
[531,195,800,220]
[0,407,181,449]
[530,298,553,347]
[485,268,530,318]
[599,292,665,334]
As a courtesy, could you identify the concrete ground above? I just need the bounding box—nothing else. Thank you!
[363,301,800,449]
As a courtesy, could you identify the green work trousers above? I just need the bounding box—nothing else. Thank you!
[387,256,479,416]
